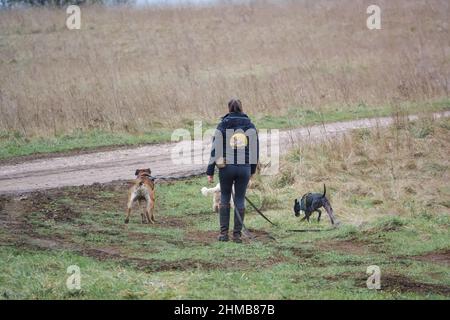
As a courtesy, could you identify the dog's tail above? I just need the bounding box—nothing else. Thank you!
[322,184,326,198]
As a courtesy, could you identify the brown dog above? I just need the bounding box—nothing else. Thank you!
[125,169,155,224]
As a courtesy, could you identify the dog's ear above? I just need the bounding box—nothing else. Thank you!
[135,169,140,176]
[294,198,298,205]
[146,168,151,175]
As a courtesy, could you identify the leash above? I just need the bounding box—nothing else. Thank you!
[244,195,278,226]
[231,191,278,242]
[146,171,336,237]
[149,169,206,183]
[148,170,275,225]
[231,191,255,240]
[147,170,276,236]
[144,171,334,237]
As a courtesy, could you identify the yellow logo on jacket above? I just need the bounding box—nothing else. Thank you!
[229,132,248,149]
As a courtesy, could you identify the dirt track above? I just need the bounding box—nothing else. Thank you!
[0,111,449,195]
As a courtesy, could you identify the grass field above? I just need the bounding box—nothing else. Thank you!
[0,0,449,301]
[1,116,448,299]
[1,99,449,161]
[1,0,449,140]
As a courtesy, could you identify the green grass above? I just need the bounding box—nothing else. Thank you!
[0,247,182,300]
[1,100,449,161]
[1,175,449,299]
[0,129,174,161]
[253,100,450,130]
[1,116,449,299]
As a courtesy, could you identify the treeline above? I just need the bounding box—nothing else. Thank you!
[0,0,134,7]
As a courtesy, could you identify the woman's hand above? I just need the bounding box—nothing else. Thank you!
[208,175,214,184]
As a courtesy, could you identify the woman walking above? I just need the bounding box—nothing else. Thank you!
[206,99,259,243]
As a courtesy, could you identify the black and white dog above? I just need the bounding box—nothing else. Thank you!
[294,184,337,225]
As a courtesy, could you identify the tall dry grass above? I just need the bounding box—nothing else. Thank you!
[274,115,450,224]
[0,0,449,137]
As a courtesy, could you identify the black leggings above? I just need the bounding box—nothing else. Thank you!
[219,164,251,210]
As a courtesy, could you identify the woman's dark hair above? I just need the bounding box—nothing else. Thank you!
[228,99,243,113]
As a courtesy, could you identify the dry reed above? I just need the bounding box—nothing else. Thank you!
[0,0,449,137]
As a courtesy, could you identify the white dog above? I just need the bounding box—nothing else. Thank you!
[201,183,234,213]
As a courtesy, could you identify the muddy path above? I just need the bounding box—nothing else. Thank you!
[1,183,449,295]
[1,111,449,195]
[0,183,287,272]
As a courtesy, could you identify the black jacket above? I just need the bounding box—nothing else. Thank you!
[206,112,259,176]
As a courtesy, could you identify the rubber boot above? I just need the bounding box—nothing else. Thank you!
[233,208,245,243]
[218,204,230,242]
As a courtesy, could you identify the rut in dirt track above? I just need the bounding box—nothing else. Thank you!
[0,112,449,195]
